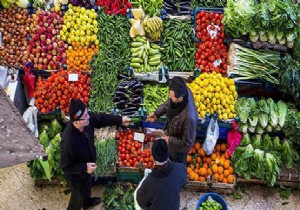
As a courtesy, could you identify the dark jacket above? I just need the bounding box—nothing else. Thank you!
[154,88,198,154]
[60,112,122,184]
[136,162,187,210]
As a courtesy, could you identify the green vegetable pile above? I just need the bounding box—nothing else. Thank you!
[199,198,223,210]
[142,84,168,114]
[161,18,195,71]
[130,0,163,17]
[191,0,227,9]
[223,0,300,47]
[103,183,135,210]
[228,43,281,85]
[279,55,300,109]
[233,133,299,186]
[27,120,64,181]
[235,98,287,134]
[89,8,131,112]
[283,105,300,153]
[94,138,117,178]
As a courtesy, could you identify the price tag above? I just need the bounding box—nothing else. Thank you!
[68,73,78,81]
[134,132,145,143]
[213,59,222,68]
[207,24,220,39]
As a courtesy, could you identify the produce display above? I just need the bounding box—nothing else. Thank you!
[161,19,195,71]
[89,8,131,112]
[0,5,32,67]
[116,129,154,169]
[227,43,280,84]
[61,5,99,47]
[283,105,300,153]
[29,9,66,70]
[223,0,299,47]
[142,84,168,114]
[233,133,299,186]
[188,72,237,120]
[235,98,287,134]
[94,138,117,178]
[34,71,90,113]
[27,119,63,181]
[187,142,235,184]
[195,10,228,75]
[114,78,144,115]
[130,36,163,72]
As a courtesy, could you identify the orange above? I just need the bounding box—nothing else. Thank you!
[222,178,228,183]
[211,153,217,161]
[217,166,224,175]
[228,166,234,175]
[206,157,212,165]
[199,176,206,182]
[194,142,201,151]
[224,169,230,178]
[207,168,212,176]
[202,157,207,163]
[211,164,218,173]
[198,148,206,157]
[186,155,192,164]
[199,167,207,176]
[228,175,234,184]
[224,150,229,159]
[203,163,208,169]
[196,156,201,164]
[224,160,230,169]
[194,173,199,181]
[187,167,192,174]
[218,174,224,182]
[215,144,221,152]
[221,143,227,152]
[213,173,219,182]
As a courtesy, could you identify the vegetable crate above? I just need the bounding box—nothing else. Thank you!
[193,7,224,43]
[116,171,143,184]
[196,126,230,140]
[184,179,209,192]
[142,120,165,130]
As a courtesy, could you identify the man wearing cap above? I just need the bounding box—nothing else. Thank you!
[134,139,187,210]
[147,76,198,165]
[61,98,131,210]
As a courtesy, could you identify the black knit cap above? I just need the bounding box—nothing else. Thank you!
[152,139,169,162]
[69,98,86,121]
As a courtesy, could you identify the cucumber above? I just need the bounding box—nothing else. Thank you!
[149,56,161,62]
[131,42,144,47]
[149,61,161,66]
[130,63,141,68]
[148,49,159,56]
[131,58,144,63]
[131,47,142,53]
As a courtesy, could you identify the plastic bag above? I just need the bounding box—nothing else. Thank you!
[227,121,242,156]
[203,118,219,155]
[23,98,39,138]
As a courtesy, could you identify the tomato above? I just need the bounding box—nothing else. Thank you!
[128,134,133,140]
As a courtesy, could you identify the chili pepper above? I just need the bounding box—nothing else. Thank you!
[115,7,127,15]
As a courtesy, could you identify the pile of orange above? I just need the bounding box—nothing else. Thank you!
[66,43,99,72]
[186,142,235,184]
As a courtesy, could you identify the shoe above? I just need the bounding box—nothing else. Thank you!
[82,197,101,209]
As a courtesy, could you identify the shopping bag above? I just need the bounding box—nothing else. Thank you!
[203,118,219,155]
[22,62,35,99]
[23,98,39,138]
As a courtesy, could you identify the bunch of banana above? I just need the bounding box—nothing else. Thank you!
[143,16,163,42]
[130,36,163,73]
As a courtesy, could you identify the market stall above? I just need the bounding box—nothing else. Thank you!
[1,0,300,208]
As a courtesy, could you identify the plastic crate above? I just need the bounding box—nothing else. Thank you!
[142,120,165,129]
[193,7,224,43]
[116,171,143,184]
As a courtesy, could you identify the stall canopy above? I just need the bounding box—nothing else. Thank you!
[0,86,45,168]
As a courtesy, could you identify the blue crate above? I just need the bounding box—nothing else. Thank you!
[142,121,165,129]
[193,7,224,43]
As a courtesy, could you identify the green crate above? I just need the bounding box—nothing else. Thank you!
[116,171,143,184]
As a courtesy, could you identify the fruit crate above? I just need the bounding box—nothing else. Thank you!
[210,174,236,189]
[192,7,224,43]
[185,178,209,191]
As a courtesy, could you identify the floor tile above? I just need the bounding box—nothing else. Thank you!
[0,202,10,210]
[5,187,37,210]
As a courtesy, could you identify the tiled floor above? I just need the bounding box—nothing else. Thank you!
[0,163,299,210]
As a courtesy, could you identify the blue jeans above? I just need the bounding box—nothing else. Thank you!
[170,152,187,166]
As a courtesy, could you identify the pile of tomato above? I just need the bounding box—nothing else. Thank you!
[116,129,154,168]
[34,71,90,114]
[195,11,228,75]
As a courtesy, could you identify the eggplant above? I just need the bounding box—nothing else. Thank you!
[132,82,144,90]
[122,111,136,116]
[123,106,138,112]
[133,89,143,94]
[115,91,130,99]
[128,79,138,88]
[132,96,141,104]
[113,96,127,102]
[127,102,140,108]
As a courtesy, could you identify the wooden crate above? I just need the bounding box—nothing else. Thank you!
[34,179,64,187]
[184,178,209,192]
[210,175,236,194]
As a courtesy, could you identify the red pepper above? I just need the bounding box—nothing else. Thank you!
[126,1,132,8]
[114,7,127,15]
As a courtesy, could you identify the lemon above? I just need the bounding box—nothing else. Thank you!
[213,105,217,110]
[212,98,216,104]
[200,104,206,110]
[207,93,212,99]
[215,86,221,92]
[230,105,235,112]
[216,99,220,105]
[229,85,236,92]
[228,113,234,119]
[223,113,228,120]
[95,39,100,45]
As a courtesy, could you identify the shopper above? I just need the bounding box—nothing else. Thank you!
[135,139,187,210]
[147,76,198,165]
[61,98,131,210]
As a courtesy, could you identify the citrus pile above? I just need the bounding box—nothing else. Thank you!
[186,142,235,184]
[187,72,237,120]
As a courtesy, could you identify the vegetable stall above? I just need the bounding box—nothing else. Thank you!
[1,0,300,205]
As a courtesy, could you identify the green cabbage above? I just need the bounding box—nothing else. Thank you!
[38,130,50,148]
[262,134,273,152]
[240,133,251,146]
[277,100,287,128]
[48,119,62,140]
[258,100,269,128]
[267,98,278,127]
[273,136,282,152]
